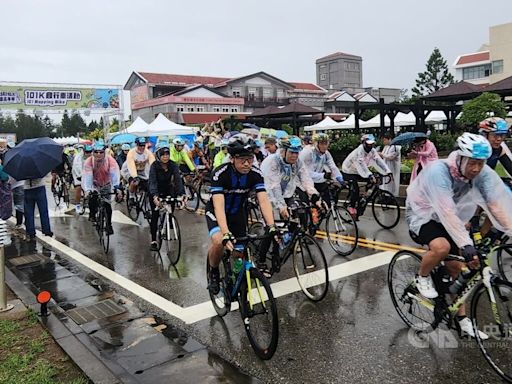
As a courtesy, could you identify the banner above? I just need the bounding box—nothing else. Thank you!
[0,85,120,110]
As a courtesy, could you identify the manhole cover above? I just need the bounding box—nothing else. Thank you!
[66,299,126,325]
[9,254,49,267]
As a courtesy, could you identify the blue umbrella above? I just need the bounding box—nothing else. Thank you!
[275,130,288,139]
[3,137,63,180]
[390,132,427,146]
[110,133,137,145]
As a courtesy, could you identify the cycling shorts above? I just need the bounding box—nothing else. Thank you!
[205,200,247,238]
[410,220,459,256]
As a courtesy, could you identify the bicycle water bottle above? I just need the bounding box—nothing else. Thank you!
[233,258,244,275]
[279,232,292,251]
[448,267,475,294]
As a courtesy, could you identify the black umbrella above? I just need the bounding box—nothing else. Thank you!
[3,137,63,180]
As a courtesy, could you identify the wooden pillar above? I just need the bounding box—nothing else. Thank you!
[379,98,385,134]
[354,100,360,132]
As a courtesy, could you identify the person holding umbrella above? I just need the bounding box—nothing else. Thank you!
[408,135,438,182]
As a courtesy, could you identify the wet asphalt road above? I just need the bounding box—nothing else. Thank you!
[32,186,505,384]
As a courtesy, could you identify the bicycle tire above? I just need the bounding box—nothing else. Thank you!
[98,207,109,253]
[325,205,358,256]
[184,185,199,212]
[79,194,87,215]
[142,192,152,223]
[206,257,231,317]
[160,214,181,265]
[371,190,400,229]
[292,233,329,301]
[239,267,279,360]
[126,189,140,221]
[198,180,211,205]
[471,278,512,383]
[496,244,512,282]
[388,250,437,332]
[53,179,62,207]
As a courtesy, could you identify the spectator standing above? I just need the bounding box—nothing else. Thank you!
[408,136,438,182]
[379,132,401,196]
[24,177,53,240]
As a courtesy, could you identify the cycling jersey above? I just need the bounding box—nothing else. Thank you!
[341,144,390,178]
[299,146,343,183]
[170,146,195,172]
[487,142,512,175]
[261,153,317,210]
[126,148,155,180]
[213,151,229,168]
[406,151,512,248]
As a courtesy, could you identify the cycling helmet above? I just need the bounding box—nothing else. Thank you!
[227,134,257,156]
[6,141,15,149]
[457,132,492,160]
[83,144,93,153]
[479,117,509,135]
[155,143,170,162]
[173,137,185,146]
[280,135,303,153]
[361,134,376,144]
[121,144,131,151]
[134,137,147,145]
[93,142,106,151]
[220,139,229,148]
[313,133,330,143]
[303,135,312,145]
[156,140,169,150]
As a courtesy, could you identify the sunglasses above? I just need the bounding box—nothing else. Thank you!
[94,150,105,154]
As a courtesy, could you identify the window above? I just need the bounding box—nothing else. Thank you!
[320,74,327,80]
[232,90,241,97]
[222,106,229,112]
[196,105,205,112]
[492,60,504,74]
[186,105,195,112]
[231,106,239,112]
[176,104,184,112]
[320,64,327,69]
[463,64,492,80]
[263,88,272,96]
[213,105,221,112]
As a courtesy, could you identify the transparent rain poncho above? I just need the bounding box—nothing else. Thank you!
[406,151,512,248]
[341,144,391,178]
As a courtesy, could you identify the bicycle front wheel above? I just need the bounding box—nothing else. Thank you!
[198,181,211,205]
[126,190,139,221]
[496,244,512,282]
[184,185,199,212]
[206,257,231,317]
[63,184,70,208]
[53,180,62,207]
[292,233,329,301]
[371,190,400,229]
[99,209,109,253]
[471,279,512,383]
[239,267,279,360]
[159,214,181,265]
[325,206,358,256]
[388,250,436,332]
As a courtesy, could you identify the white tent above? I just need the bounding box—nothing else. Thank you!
[303,116,340,131]
[425,110,448,124]
[129,114,195,136]
[394,112,416,126]
[125,117,149,134]
[329,114,364,130]
[359,114,391,129]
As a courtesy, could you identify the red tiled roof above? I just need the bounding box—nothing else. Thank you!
[181,113,247,124]
[289,82,326,93]
[455,51,490,66]
[485,75,512,92]
[138,72,229,87]
[316,51,361,62]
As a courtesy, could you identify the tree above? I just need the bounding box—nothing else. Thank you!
[412,48,454,97]
[459,92,507,128]
[61,110,71,136]
[360,109,379,121]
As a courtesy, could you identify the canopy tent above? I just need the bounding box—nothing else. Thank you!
[359,114,391,129]
[125,116,149,134]
[393,112,416,126]
[331,114,365,130]
[128,113,195,136]
[53,136,90,145]
[425,110,448,124]
[304,116,339,131]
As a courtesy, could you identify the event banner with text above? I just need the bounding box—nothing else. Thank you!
[0,85,120,110]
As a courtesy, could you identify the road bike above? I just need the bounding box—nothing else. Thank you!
[206,233,279,360]
[344,172,400,229]
[155,196,182,266]
[53,172,72,208]
[388,232,512,382]
[90,190,117,253]
[182,166,210,212]
[126,179,151,222]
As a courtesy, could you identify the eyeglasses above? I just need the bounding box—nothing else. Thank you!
[235,156,254,164]
[94,150,105,154]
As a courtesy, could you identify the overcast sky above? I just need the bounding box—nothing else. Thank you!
[2,0,512,94]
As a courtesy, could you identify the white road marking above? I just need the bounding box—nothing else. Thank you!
[8,219,397,325]
[111,210,140,226]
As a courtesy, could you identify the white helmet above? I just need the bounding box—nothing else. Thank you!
[457,132,492,160]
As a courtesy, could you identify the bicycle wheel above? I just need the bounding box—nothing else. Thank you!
[53,179,62,207]
[292,233,329,301]
[198,181,211,205]
[325,205,358,256]
[62,182,70,208]
[142,193,152,223]
[184,185,199,212]
[239,267,279,360]
[388,250,436,332]
[159,214,181,265]
[98,208,110,253]
[126,189,140,221]
[206,257,231,317]
[79,194,87,215]
[372,190,400,229]
[471,279,512,383]
[496,244,512,282]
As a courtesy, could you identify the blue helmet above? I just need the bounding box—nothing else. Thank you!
[93,142,106,151]
[135,137,147,145]
[83,144,93,152]
[280,136,303,153]
[156,140,170,150]
[361,134,376,144]
[173,137,185,146]
[121,144,131,151]
[457,132,492,160]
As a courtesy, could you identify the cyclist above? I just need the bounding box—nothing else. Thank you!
[212,139,230,169]
[116,143,131,169]
[341,134,391,217]
[261,135,320,221]
[299,132,345,207]
[478,117,512,184]
[263,137,278,156]
[72,144,93,213]
[170,137,196,174]
[206,134,276,294]
[148,141,186,251]
[82,142,121,235]
[407,133,512,337]
[126,137,155,200]
[51,149,73,194]
[188,139,209,169]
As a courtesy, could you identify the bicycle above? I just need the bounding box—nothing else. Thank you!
[251,199,330,301]
[77,187,88,215]
[126,179,151,222]
[53,172,71,208]
[307,181,358,256]
[90,190,116,253]
[344,172,400,229]
[206,234,279,360]
[155,196,182,266]
[182,166,210,212]
[388,233,512,383]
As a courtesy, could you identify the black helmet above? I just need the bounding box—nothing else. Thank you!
[227,134,257,156]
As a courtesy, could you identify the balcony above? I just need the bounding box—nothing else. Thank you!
[244,96,289,108]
